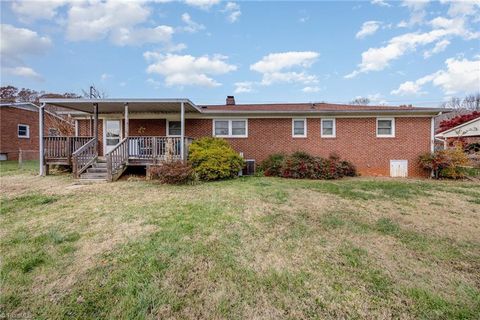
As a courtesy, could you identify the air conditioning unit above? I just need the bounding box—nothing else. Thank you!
[242,159,255,176]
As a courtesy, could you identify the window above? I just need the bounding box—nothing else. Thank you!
[321,118,336,137]
[18,124,29,138]
[167,121,181,136]
[213,119,248,137]
[292,119,307,137]
[376,118,395,137]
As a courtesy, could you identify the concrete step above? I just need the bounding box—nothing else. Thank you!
[80,172,108,180]
[87,167,107,173]
[76,179,107,184]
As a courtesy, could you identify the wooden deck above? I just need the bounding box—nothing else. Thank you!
[44,136,193,181]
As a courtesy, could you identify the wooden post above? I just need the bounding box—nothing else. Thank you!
[124,103,129,138]
[89,115,93,136]
[18,149,23,168]
[180,101,185,161]
[93,103,98,153]
[39,103,46,176]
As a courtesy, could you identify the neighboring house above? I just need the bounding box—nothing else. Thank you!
[39,96,446,181]
[436,117,480,148]
[0,102,73,161]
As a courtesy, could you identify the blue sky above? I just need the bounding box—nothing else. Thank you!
[1,0,479,106]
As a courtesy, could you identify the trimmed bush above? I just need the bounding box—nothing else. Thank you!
[261,151,356,180]
[418,146,470,179]
[149,161,197,184]
[189,137,245,181]
[260,153,285,176]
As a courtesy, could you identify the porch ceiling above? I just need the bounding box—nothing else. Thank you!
[38,98,200,114]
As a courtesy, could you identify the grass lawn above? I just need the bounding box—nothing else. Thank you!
[1,164,479,319]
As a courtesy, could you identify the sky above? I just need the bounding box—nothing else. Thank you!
[1,0,479,106]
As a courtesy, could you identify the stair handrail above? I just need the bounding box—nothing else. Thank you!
[105,137,129,181]
[71,138,97,178]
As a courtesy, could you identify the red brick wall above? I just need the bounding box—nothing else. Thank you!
[186,117,432,177]
[77,116,432,177]
[0,107,72,160]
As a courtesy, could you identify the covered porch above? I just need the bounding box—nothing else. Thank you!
[39,99,200,181]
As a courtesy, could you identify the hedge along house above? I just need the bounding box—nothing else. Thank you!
[39,96,446,181]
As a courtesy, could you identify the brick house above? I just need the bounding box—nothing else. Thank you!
[39,97,446,181]
[435,116,480,148]
[0,102,73,161]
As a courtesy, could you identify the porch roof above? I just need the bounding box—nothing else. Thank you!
[38,98,200,114]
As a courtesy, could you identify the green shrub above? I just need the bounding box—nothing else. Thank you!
[260,153,285,176]
[149,161,197,185]
[261,151,356,180]
[418,147,470,179]
[189,137,245,181]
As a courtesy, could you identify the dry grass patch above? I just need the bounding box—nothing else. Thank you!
[1,171,479,319]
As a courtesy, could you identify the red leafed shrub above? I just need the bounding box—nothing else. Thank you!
[438,111,480,133]
[418,146,470,179]
[261,151,357,180]
[149,161,197,184]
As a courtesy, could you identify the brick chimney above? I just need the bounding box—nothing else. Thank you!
[226,95,235,105]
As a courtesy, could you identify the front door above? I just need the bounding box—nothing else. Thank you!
[104,120,122,154]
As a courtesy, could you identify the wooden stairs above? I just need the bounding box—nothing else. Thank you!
[79,159,108,182]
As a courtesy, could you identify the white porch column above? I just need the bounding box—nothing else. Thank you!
[39,103,45,176]
[180,101,185,160]
[93,103,98,149]
[124,103,129,138]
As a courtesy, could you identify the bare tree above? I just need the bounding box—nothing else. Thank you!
[349,97,371,105]
[0,86,18,103]
[81,84,108,99]
[462,93,480,110]
[441,93,480,111]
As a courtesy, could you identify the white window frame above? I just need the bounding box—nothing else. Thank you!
[212,119,248,138]
[376,117,395,138]
[166,120,182,137]
[321,118,336,138]
[18,124,30,138]
[292,118,307,138]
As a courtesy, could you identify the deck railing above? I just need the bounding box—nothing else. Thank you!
[127,136,193,161]
[106,138,129,181]
[71,138,97,178]
[44,136,93,163]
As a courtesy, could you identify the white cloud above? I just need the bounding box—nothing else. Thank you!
[371,0,391,7]
[184,0,220,10]
[144,52,237,87]
[423,39,450,58]
[302,86,321,93]
[111,26,174,46]
[346,14,478,78]
[398,0,430,27]
[370,0,392,7]
[391,57,480,95]
[251,51,319,73]
[356,21,381,39]
[223,2,241,23]
[11,0,67,22]
[442,0,480,17]
[234,81,254,93]
[101,73,113,81]
[3,67,42,80]
[250,51,320,86]
[181,13,205,33]
[66,1,173,46]
[0,24,51,80]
